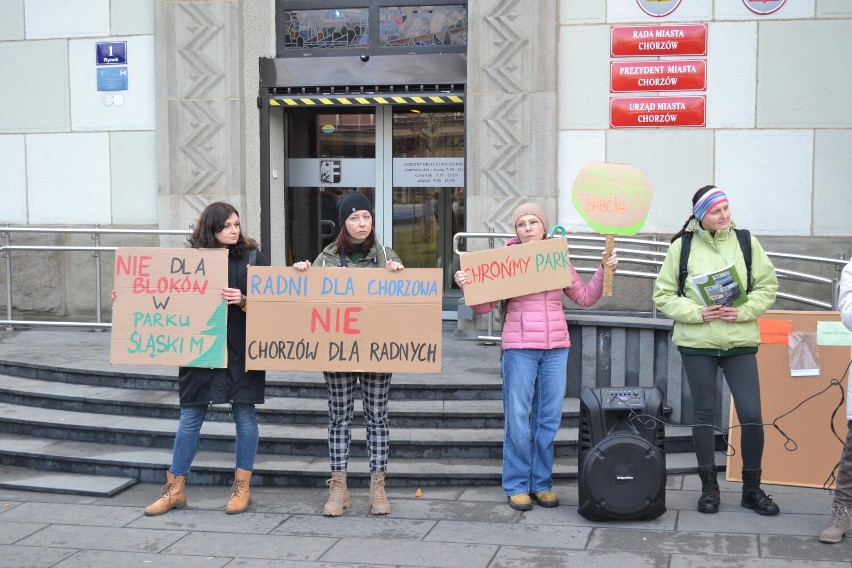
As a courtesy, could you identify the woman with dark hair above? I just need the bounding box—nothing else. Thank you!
[293,191,403,517]
[652,186,780,516]
[134,201,269,516]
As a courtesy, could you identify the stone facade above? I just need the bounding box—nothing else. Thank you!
[155,1,247,234]
[1,1,851,321]
[466,0,559,243]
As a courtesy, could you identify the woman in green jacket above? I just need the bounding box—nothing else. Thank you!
[652,185,780,516]
[294,191,403,517]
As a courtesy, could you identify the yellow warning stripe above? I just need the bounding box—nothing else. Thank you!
[269,94,464,107]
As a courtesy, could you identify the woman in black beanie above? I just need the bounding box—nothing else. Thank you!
[293,191,403,517]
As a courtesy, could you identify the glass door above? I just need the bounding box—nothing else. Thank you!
[284,108,377,265]
[388,106,465,294]
[283,104,465,301]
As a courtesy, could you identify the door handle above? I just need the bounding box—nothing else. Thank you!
[320,220,336,238]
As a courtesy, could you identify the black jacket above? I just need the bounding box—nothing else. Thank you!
[178,248,269,406]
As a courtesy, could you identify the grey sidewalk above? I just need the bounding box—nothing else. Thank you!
[1,473,850,567]
[1,327,851,566]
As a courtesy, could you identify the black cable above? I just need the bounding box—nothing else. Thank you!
[606,359,851,489]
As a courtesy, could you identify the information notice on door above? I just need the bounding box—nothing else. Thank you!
[393,158,464,187]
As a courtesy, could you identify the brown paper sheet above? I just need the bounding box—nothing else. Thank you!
[458,238,571,306]
[110,247,229,367]
[245,267,442,373]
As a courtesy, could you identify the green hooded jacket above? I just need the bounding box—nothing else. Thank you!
[652,219,778,351]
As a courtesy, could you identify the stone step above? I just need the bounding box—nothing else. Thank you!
[0,360,506,400]
[0,400,695,459]
[0,374,580,428]
[0,403,692,459]
[0,326,710,494]
[0,432,723,488]
[0,464,137,497]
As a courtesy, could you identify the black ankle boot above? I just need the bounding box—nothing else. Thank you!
[697,463,720,514]
[741,468,780,516]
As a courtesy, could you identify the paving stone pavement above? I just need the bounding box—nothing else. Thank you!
[2,475,851,568]
[1,328,851,566]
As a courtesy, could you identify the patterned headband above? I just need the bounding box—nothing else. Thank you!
[693,188,728,220]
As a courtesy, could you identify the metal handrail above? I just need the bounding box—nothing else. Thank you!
[1,225,192,330]
[453,231,849,266]
[453,231,848,339]
[1,246,116,251]
[1,227,847,330]
[0,226,192,236]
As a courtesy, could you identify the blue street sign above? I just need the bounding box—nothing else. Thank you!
[96,41,127,65]
[97,67,128,91]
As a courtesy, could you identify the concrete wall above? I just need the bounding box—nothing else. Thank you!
[1,0,849,320]
[556,0,852,239]
[0,0,159,317]
[0,0,272,318]
[0,0,157,226]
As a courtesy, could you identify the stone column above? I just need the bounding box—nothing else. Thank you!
[155,0,247,242]
[242,0,277,251]
[466,0,558,240]
[458,0,558,335]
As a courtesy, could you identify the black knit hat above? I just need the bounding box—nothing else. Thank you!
[337,192,373,228]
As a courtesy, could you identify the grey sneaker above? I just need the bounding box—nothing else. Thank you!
[819,504,851,544]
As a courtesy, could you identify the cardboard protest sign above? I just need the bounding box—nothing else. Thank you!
[458,238,572,306]
[572,161,653,295]
[110,247,229,367]
[245,267,443,373]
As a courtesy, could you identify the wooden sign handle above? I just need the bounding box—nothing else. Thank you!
[603,234,614,297]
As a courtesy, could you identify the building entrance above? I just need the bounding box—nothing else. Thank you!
[282,104,465,301]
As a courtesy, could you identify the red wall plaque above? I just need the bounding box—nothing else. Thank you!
[610,96,706,128]
[611,60,707,92]
[611,24,708,57]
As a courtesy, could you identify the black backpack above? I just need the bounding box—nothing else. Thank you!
[677,229,752,297]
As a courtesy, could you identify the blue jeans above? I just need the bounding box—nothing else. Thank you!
[501,347,569,496]
[169,404,259,476]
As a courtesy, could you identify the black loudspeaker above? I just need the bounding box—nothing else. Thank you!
[577,386,667,521]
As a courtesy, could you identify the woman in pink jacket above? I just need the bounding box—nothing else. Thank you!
[455,203,618,511]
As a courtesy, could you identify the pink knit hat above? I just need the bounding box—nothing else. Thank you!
[511,203,549,232]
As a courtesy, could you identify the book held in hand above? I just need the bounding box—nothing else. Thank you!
[690,263,748,307]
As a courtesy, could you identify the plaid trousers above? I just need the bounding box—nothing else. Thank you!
[324,371,392,473]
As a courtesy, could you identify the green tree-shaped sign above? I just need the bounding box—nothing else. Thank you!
[188,302,228,367]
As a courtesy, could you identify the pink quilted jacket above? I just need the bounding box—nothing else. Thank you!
[470,238,607,350]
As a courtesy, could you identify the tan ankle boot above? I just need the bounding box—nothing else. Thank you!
[369,471,391,515]
[820,504,851,543]
[323,472,351,516]
[225,468,252,515]
[144,471,187,516]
